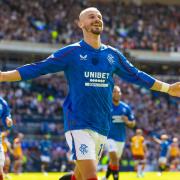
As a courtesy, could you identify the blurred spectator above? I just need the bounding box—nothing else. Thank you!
[0,0,179,52]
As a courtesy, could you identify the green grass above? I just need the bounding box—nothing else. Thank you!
[6,172,180,180]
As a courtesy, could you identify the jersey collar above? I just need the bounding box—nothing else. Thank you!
[80,40,105,52]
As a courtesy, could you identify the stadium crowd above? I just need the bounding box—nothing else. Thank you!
[0,0,179,174]
[0,0,179,52]
[0,74,179,172]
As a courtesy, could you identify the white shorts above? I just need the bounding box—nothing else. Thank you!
[40,155,51,163]
[65,129,107,161]
[0,145,5,167]
[107,139,125,158]
[158,157,167,164]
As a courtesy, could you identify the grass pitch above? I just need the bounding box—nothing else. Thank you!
[7,172,180,180]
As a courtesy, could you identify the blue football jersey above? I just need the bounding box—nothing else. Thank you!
[108,101,135,141]
[160,141,171,157]
[0,97,11,131]
[39,140,51,156]
[17,40,155,136]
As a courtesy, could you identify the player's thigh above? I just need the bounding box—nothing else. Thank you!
[109,151,118,164]
[116,141,125,158]
[4,155,10,166]
[107,139,125,159]
[76,159,97,179]
[65,129,106,161]
[0,146,5,168]
[14,156,22,164]
[74,163,83,180]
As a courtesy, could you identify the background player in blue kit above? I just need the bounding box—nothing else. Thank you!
[103,85,136,180]
[39,134,52,175]
[0,97,13,180]
[0,7,180,180]
[153,134,171,174]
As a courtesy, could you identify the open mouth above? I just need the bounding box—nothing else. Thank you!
[93,24,102,27]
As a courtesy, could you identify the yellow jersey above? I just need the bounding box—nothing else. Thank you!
[169,143,179,157]
[13,138,23,157]
[131,135,145,156]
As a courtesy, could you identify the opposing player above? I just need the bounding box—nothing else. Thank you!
[1,131,12,179]
[0,7,179,180]
[131,129,147,178]
[153,134,171,173]
[13,133,24,174]
[0,97,13,180]
[103,85,136,180]
[169,137,180,171]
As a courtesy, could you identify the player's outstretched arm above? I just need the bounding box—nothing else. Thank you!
[0,70,22,82]
[114,49,180,97]
[151,80,180,97]
[153,137,161,144]
[0,45,74,82]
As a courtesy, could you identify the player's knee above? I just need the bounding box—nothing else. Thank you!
[82,172,97,180]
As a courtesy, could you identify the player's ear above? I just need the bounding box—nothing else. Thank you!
[78,20,83,29]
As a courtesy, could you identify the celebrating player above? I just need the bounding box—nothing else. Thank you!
[0,97,13,180]
[103,85,135,180]
[131,129,147,178]
[0,7,179,180]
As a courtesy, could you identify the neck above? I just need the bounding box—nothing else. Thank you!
[83,33,101,49]
[113,100,119,106]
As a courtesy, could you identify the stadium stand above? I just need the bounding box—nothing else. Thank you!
[0,0,179,173]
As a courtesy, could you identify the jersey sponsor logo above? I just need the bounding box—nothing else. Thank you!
[112,115,124,123]
[85,83,108,87]
[80,54,87,61]
[107,54,115,65]
[84,72,109,79]
[79,144,88,155]
[84,71,109,87]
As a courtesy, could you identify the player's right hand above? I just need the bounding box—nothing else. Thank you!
[168,82,180,97]
[6,117,13,127]
[121,115,128,123]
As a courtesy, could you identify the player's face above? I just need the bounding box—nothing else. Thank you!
[18,133,24,140]
[161,134,168,141]
[136,129,142,135]
[79,10,103,35]
[113,87,121,102]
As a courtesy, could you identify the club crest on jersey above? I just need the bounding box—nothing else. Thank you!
[79,144,88,155]
[80,54,87,61]
[107,54,115,65]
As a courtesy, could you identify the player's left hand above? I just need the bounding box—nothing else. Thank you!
[6,117,13,127]
[168,82,180,97]
[122,116,128,123]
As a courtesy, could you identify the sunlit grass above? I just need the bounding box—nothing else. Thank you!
[6,172,180,180]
